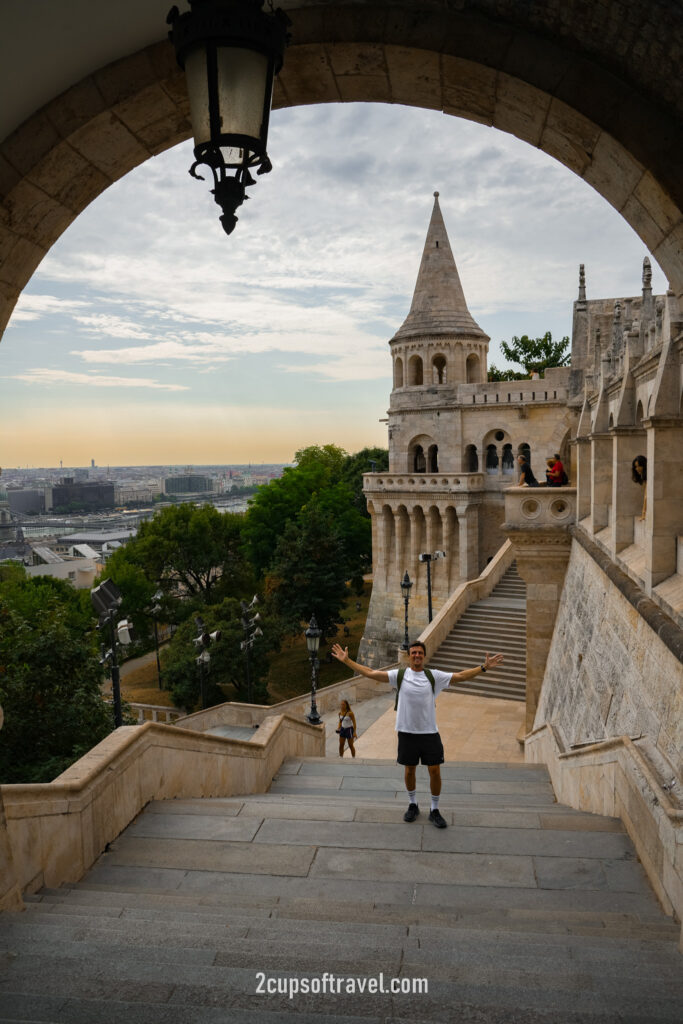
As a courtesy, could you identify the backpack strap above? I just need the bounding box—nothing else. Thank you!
[394,666,436,710]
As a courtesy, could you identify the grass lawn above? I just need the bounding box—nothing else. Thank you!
[116,582,373,709]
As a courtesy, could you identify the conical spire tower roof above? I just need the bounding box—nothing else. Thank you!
[392,193,488,342]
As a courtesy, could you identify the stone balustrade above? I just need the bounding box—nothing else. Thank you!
[129,703,183,724]
[363,472,485,494]
[503,486,577,531]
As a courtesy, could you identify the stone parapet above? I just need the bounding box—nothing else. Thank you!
[503,486,576,532]
[526,724,683,948]
[363,471,485,497]
[176,674,392,733]
[0,714,324,902]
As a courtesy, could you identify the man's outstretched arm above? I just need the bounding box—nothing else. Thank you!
[331,644,390,682]
[449,651,504,685]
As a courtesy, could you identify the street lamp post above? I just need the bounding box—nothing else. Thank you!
[240,596,263,703]
[400,570,413,650]
[91,578,135,728]
[194,615,221,709]
[150,589,164,690]
[304,615,322,725]
[418,550,446,623]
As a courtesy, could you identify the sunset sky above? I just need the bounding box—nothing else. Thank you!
[0,102,668,468]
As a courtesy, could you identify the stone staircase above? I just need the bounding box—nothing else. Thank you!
[1,758,681,1023]
[430,562,527,701]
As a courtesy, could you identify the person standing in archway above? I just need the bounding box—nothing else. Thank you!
[331,641,503,828]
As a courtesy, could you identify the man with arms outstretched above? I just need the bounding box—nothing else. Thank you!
[331,641,503,828]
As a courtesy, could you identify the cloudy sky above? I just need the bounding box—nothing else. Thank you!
[0,102,668,468]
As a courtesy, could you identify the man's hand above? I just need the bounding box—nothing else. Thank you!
[331,643,348,664]
[484,652,504,670]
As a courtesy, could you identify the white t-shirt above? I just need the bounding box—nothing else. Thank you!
[387,667,453,734]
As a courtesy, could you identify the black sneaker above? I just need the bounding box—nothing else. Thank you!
[428,809,447,829]
[403,803,420,822]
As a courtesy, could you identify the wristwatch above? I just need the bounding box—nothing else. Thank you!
[480,664,487,673]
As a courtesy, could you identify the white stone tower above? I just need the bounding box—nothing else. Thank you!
[358,194,576,667]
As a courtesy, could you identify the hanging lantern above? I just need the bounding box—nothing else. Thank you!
[167,0,290,235]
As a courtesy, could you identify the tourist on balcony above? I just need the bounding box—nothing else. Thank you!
[336,699,357,758]
[545,454,567,486]
[517,455,539,487]
[632,455,647,520]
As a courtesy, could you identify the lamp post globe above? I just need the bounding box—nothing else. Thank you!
[167,0,290,235]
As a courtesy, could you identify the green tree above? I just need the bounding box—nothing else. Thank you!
[0,569,111,783]
[340,446,389,515]
[487,364,528,382]
[103,504,255,634]
[499,331,570,376]
[242,459,333,576]
[266,504,350,638]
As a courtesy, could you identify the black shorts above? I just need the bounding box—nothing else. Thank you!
[397,731,444,766]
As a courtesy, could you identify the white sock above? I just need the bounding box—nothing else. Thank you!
[430,796,440,811]
[408,790,417,804]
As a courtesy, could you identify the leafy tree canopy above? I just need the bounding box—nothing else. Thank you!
[499,331,570,376]
[487,364,528,382]
[266,504,350,638]
[0,569,111,783]
[243,444,386,579]
[103,504,255,637]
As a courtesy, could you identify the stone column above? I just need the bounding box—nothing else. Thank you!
[611,428,647,553]
[505,534,573,732]
[574,438,591,522]
[0,707,24,911]
[395,507,408,574]
[443,506,459,589]
[590,433,613,532]
[456,504,480,580]
[644,418,683,588]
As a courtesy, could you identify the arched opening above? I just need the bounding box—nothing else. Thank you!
[408,355,424,386]
[428,444,439,473]
[413,445,426,473]
[432,354,447,385]
[502,443,514,474]
[518,442,531,470]
[636,400,644,425]
[394,356,404,389]
[466,353,480,383]
[464,445,479,472]
[1,1,682,347]
[485,444,499,474]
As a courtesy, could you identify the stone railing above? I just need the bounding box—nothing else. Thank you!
[1,713,324,901]
[504,486,576,531]
[416,539,516,657]
[128,702,183,724]
[526,723,683,945]
[363,472,485,494]
[176,673,392,733]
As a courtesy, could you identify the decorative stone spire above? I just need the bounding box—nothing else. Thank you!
[642,256,652,291]
[391,192,487,341]
[578,264,586,304]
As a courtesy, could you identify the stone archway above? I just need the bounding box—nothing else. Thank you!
[1,0,682,340]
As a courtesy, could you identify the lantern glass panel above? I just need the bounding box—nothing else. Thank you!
[185,48,211,148]
[216,47,269,146]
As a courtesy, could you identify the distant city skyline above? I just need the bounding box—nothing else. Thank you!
[0,103,669,468]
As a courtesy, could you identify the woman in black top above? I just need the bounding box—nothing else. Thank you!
[517,455,539,486]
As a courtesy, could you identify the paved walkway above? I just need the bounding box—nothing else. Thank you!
[321,690,526,763]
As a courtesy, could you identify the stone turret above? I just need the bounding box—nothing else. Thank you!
[389,192,489,392]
